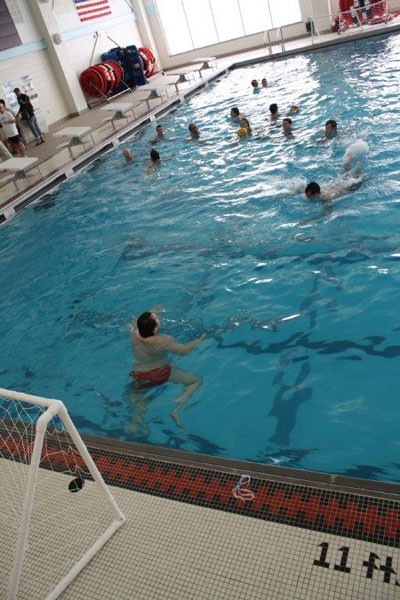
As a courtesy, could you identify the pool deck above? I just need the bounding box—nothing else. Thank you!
[1,15,400,222]
[2,17,400,600]
[2,436,400,599]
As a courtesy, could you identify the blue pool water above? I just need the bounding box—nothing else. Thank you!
[1,33,400,482]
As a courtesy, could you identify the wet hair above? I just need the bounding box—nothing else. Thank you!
[240,117,252,134]
[150,149,160,161]
[137,311,157,338]
[251,79,259,87]
[283,118,292,125]
[305,182,321,196]
[156,124,163,131]
[269,103,278,114]
[325,119,337,130]
[188,123,198,133]
[231,107,240,117]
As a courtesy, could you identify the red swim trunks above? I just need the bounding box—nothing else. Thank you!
[131,365,172,389]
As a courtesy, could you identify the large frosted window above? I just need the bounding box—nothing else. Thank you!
[238,0,272,36]
[155,0,193,55]
[182,0,218,49]
[269,0,302,27]
[209,0,244,43]
[155,0,301,55]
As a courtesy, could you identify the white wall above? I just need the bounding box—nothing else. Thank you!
[0,0,144,125]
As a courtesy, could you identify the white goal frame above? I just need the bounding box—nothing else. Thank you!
[0,387,125,600]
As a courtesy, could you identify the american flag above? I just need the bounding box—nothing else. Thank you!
[73,0,112,22]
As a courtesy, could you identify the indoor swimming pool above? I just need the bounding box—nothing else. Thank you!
[1,32,400,482]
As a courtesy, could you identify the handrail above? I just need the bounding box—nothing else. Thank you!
[263,29,273,55]
[262,0,390,53]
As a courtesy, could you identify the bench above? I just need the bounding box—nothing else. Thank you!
[100,102,137,130]
[166,63,204,84]
[0,157,42,190]
[149,74,181,94]
[53,127,95,157]
[192,56,218,74]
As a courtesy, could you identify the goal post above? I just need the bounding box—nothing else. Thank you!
[0,388,125,600]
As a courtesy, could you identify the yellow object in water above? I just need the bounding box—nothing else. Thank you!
[237,127,248,137]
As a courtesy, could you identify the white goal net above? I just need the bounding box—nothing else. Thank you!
[0,388,125,600]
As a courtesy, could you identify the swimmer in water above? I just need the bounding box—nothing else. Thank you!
[269,103,279,120]
[128,306,206,429]
[122,148,134,162]
[145,149,161,173]
[261,78,268,88]
[184,122,200,142]
[282,118,296,135]
[251,79,260,92]
[324,119,338,138]
[230,107,246,121]
[240,117,252,135]
[150,124,166,144]
[304,174,362,206]
[150,149,160,163]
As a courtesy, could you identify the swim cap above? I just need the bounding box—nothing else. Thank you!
[237,128,248,137]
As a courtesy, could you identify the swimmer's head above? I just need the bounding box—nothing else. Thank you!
[237,128,248,137]
[325,119,337,134]
[150,149,160,162]
[290,105,299,113]
[122,148,133,161]
[305,182,321,199]
[137,311,159,337]
[251,79,259,88]
[261,78,268,87]
[269,103,278,115]
[155,124,164,135]
[230,107,240,119]
[282,118,292,130]
[188,123,199,137]
[240,117,250,130]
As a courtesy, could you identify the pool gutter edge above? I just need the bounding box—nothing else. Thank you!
[81,432,400,501]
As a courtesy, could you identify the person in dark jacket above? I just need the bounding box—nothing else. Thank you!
[14,89,45,145]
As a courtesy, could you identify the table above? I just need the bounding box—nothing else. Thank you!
[100,102,136,130]
[142,82,171,99]
[167,63,204,84]
[192,56,217,72]
[150,75,181,94]
[133,90,153,110]
[53,126,94,156]
[0,157,41,190]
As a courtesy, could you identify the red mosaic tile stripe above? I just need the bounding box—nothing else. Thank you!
[1,434,400,547]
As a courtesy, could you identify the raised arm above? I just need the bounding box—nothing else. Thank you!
[165,333,206,356]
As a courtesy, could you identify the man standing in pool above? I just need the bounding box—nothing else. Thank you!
[129,306,206,429]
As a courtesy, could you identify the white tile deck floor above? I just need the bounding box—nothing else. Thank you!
[2,17,400,600]
[36,481,400,599]
[2,449,400,600]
